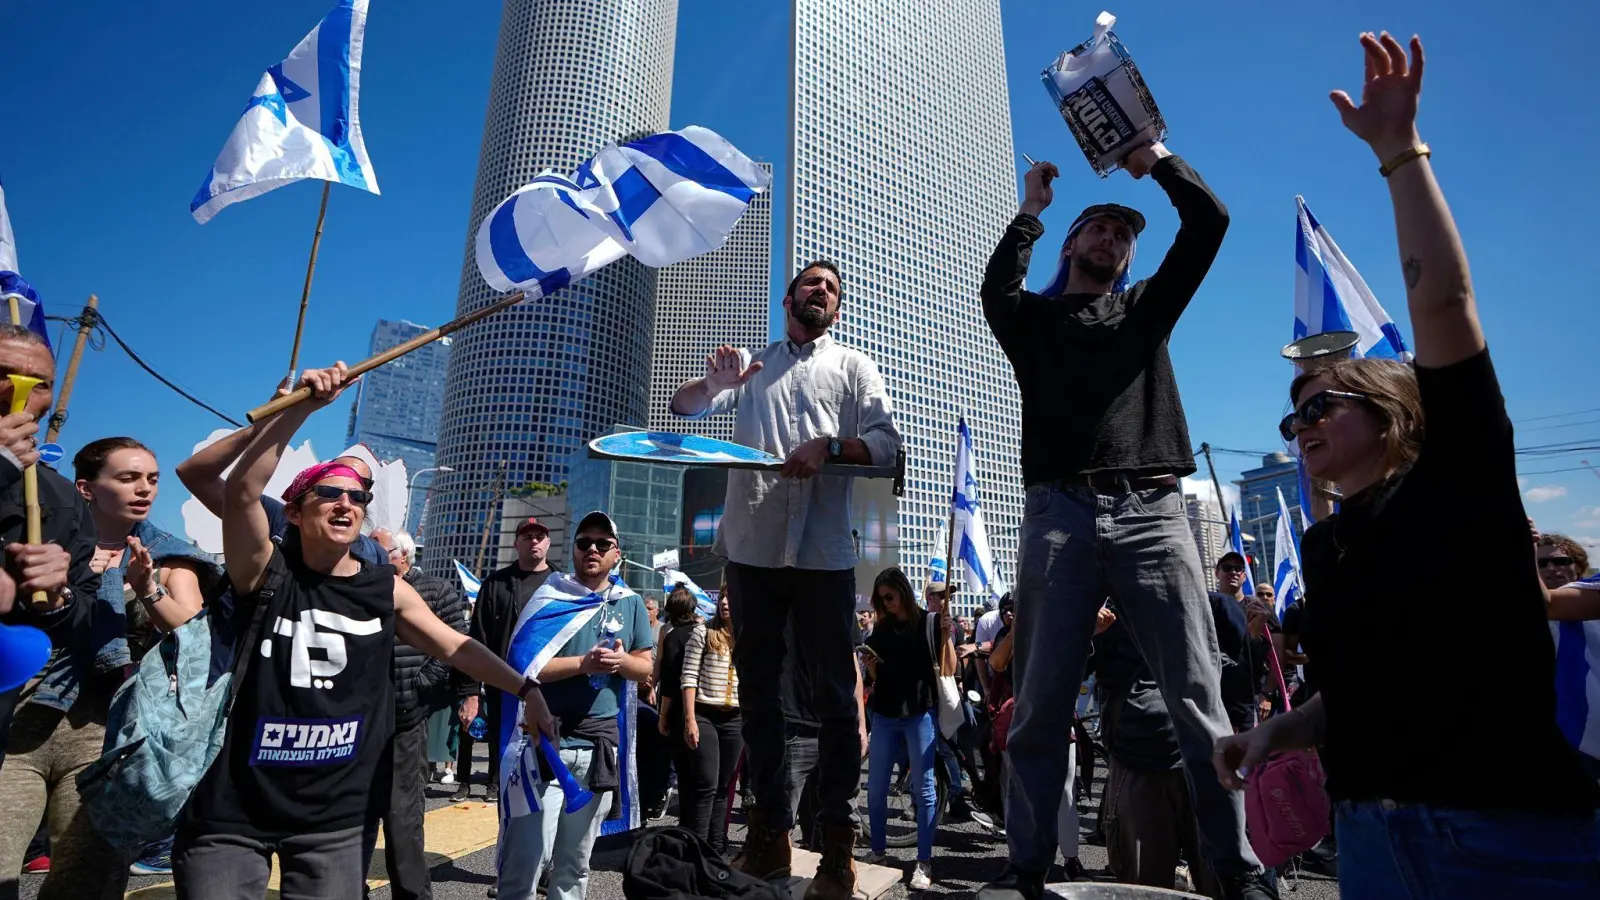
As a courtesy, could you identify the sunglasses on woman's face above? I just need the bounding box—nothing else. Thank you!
[309,485,373,506]
[1279,390,1370,442]
[1538,556,1576,569]
[574,537,616,553]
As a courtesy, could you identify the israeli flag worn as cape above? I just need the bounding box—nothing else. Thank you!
[1228,508,1256,597]
[476,126,770,299]
[1553,576,1600,763]
[496,572,639,837]
[1270,488,1302,618]
[0,177,50,349]
[191,0,379,223]
[660,569,717,618]
[453,560,481,604]
[950,417,1006,595]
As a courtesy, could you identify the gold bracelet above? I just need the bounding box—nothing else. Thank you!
[1379,143,1432,177]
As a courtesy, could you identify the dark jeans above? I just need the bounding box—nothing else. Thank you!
[636,702,672,814]
[785,726,823,848]
[455,699,499,792]
[362,716,431,900]
[726,563,859,831]
[1336,801,1600,899]
[674,706,744,852]
[1006,483,1257,878]
[174,825,366,900]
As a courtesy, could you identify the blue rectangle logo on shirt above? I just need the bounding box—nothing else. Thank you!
[249,715,363,767]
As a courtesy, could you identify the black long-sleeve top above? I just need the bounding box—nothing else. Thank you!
[980,156,1229,484]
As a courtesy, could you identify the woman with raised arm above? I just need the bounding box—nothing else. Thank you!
[173,363,557,900]
[1213,34,1600,898]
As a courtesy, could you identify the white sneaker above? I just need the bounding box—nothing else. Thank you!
[909,861,932,890]
[441,771,456,785]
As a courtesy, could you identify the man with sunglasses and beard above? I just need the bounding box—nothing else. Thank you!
[670,260,902,900]
[979,144,1275,900]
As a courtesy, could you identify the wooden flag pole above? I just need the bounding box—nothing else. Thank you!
[7,297,49,609]
[285,181,332,385]
[45,294,99,444]
[248,290,526,422]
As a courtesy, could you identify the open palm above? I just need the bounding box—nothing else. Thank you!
[1330,32,1424,153]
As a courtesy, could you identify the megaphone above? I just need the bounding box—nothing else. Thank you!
[1280,330,1359,376]
[0,622,51,692]
[538,734,595,814]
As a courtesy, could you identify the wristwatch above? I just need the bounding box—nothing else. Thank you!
[827,436,843,460]
[516,675,541,701]
[140,585,170,605]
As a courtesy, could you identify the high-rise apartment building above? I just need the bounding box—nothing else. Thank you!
[1186,492,1229,591]
[422,0,678,577]
[1234,452,1304,587]
[648,161,774,442]
[789,0,1022,584]
[345,319,450,537]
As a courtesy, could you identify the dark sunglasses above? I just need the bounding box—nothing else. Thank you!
[574,537,616,553]
[1216,563,1246,574]
[1279,390,1370,442]
[1538,556,1576,569]
[308,485,373,506]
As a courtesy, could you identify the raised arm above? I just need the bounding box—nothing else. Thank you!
[177,379,290,516]
[980,161,1056,353]
[1124,146,1230,332]
[222,365,350,595]
[670,345,760,418]
[1331,33,1481,368]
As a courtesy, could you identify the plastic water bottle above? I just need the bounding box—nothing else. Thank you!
[589,636,617,690]
[469,715,488,740]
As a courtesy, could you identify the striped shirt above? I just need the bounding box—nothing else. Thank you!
[682,624,739,708]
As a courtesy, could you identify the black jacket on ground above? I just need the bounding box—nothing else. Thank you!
[392,567,467,729]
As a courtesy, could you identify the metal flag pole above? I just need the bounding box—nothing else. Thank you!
[941,420,962,619]
[285,181,332,385]
[248,290,527,422]
[45,294,99,444]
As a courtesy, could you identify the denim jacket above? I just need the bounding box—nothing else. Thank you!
[27,518,219,714]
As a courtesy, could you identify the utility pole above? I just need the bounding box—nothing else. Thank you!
[1200,443,1230,522]
[473,458,508,577]
[46,295,99,444]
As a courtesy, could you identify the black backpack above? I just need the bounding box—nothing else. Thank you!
[623,827,783,900]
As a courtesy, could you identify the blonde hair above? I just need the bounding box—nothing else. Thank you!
[706,578,733,656]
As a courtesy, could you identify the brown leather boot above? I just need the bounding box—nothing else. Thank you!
[802,824,859,900]
[731,807,792,881]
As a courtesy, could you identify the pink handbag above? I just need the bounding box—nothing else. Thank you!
[1243,642,1331,868]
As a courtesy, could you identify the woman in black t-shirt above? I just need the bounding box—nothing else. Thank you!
[1212,35,1600,899]
[861,568,953,890]
[174,364,558,900]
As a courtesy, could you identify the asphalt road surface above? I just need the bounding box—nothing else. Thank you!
[20,744,1341,899]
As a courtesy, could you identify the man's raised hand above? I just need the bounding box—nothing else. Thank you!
[1020,160,1059,218]
[1123,141,1171,180]
[703,346,763,394]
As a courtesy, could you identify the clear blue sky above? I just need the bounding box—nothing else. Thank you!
[3,0,1598,550]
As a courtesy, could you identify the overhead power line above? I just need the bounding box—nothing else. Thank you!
[48,312,244,428]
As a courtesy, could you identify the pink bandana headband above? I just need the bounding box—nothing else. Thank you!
[281,463,368,503]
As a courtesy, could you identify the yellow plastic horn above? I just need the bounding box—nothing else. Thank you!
[6,374,48,609]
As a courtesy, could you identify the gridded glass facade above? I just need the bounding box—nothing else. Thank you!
[422,0,678,577]
[648,161,774,442]
[1234,453,1304,588]
[790,0,1022,586]
[567,432,683,587]
[345,319,450,536]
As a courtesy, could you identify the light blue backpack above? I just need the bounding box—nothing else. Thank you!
[75,575,276,850]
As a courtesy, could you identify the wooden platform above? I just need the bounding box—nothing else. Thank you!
[781,847,902,900]
[1046,882,1207,899]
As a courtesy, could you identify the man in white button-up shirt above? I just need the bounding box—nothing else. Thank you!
[670,260,901,900]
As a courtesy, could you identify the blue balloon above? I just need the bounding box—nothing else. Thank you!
[0,622,51,692]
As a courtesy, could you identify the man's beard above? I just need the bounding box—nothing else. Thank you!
[793,299,838,329]
[1073,252,1121,285]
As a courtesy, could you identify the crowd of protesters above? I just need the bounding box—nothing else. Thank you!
[2,27,1599,900]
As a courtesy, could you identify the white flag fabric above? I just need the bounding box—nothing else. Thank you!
[1271,487,1303,619]
[454,560,481,604]
[190,0,379,224]
[0,175,16,275]
[950,418,1006,596]
[476,126,770,298]
[0,175,49,348]
[659,568,717,619]
[1294,196,1408,360]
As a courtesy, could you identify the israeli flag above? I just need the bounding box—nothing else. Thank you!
[950,418,1007,596]
[190,0,379,224]
[1294,196,1408,361]
[477,126,770,298]
[1270,488,1302,618]
[0,177,50,349]
[453,559,481,604]
[660,568,717,618]
[1552,576,1600,762]
[1228,508,1257,597]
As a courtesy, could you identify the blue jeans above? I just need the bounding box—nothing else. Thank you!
[496,747,614,900]
[1336,801,1600,899]
[868,711,937,860]
[1005,483,1258,878]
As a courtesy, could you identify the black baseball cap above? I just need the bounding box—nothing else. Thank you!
[1074,203,1146,236]
[516,517,550,538]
